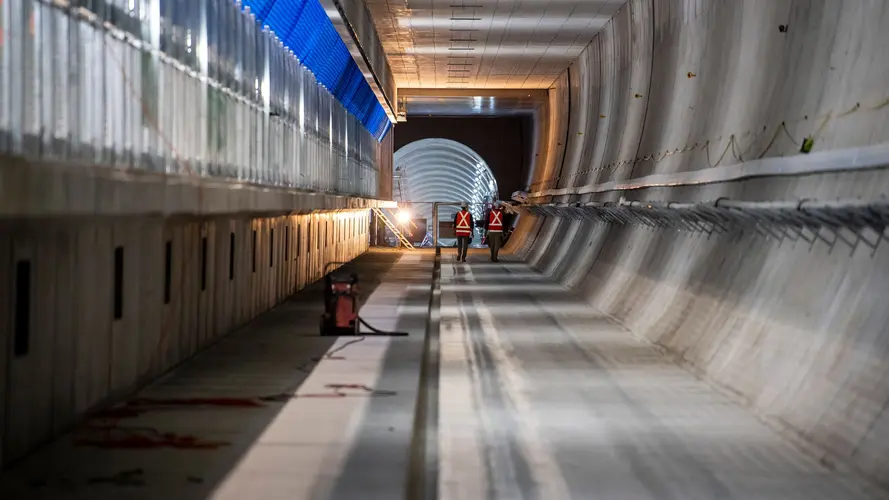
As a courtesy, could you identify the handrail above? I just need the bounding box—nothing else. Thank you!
[529,143,889,198]
[372,208,415,249]
[523,196,889,255]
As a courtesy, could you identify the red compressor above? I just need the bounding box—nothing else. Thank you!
[320,262,408,337]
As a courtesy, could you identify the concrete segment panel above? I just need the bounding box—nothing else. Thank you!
[51,232,77,434]
[184,223,200,361]
[34,239,58,449]
[213,220,234,341]
[110,222,138,395]
[162,223,183,371]
[91,227,113,414]
[5,240,36,462]
[0,235,9,465]
[137,221,164,383]
[72,227,94,415]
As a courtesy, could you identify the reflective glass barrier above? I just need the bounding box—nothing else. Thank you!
[0,0,381,198]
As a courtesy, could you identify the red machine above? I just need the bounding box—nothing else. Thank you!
[320,263,408,337]
[322,275,360,335]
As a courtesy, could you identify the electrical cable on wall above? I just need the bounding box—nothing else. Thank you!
[529,93,889,193]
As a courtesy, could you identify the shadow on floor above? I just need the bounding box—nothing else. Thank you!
[0,251,405,500]
[322,258,433,500]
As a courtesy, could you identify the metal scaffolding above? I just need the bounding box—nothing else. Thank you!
[522,197,889,255]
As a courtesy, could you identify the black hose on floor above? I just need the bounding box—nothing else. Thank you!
[321,318,408,359]
[358,316,409,336]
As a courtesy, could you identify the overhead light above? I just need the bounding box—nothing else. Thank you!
[403,17,609,30]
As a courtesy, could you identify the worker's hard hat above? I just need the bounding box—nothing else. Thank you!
[461,201,468,208]
[493,201,501,208]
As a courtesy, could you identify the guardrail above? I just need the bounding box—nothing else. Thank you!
[523,197,889,255]
[0,0,380,198]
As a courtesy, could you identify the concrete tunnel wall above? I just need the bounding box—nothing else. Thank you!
[0,210,371,466]
[507,0,889,490]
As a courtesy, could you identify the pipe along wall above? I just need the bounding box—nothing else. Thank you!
[0,210,371,466]
[510,0,889,490]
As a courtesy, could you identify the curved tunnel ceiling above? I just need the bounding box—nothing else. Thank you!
[394,138,498,223]
[363,0,624,88]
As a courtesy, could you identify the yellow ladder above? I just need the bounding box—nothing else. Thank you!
[372,207,415,249]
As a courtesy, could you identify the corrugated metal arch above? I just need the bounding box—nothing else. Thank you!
[394,138,499,225]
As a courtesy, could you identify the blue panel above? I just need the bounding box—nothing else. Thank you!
[243,0,391,141]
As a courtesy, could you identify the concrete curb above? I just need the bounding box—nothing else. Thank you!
[407,247,442,500]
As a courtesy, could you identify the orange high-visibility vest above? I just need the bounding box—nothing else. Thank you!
[456,210,472,237]
[488,209,504,232]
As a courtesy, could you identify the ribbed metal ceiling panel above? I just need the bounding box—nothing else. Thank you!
[364,0,626,89]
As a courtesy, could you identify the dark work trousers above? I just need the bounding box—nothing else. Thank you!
[487,231,503,261]
[457,236,471,261]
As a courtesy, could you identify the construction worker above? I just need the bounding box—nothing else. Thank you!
[485,201,505,262]
[454,202,474,262]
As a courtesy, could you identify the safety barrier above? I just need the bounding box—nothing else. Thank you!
[0,0,380,198]
[523,198,889,255]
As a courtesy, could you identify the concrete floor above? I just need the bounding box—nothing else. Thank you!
[1,248,884,500]
[437,250,884,500]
